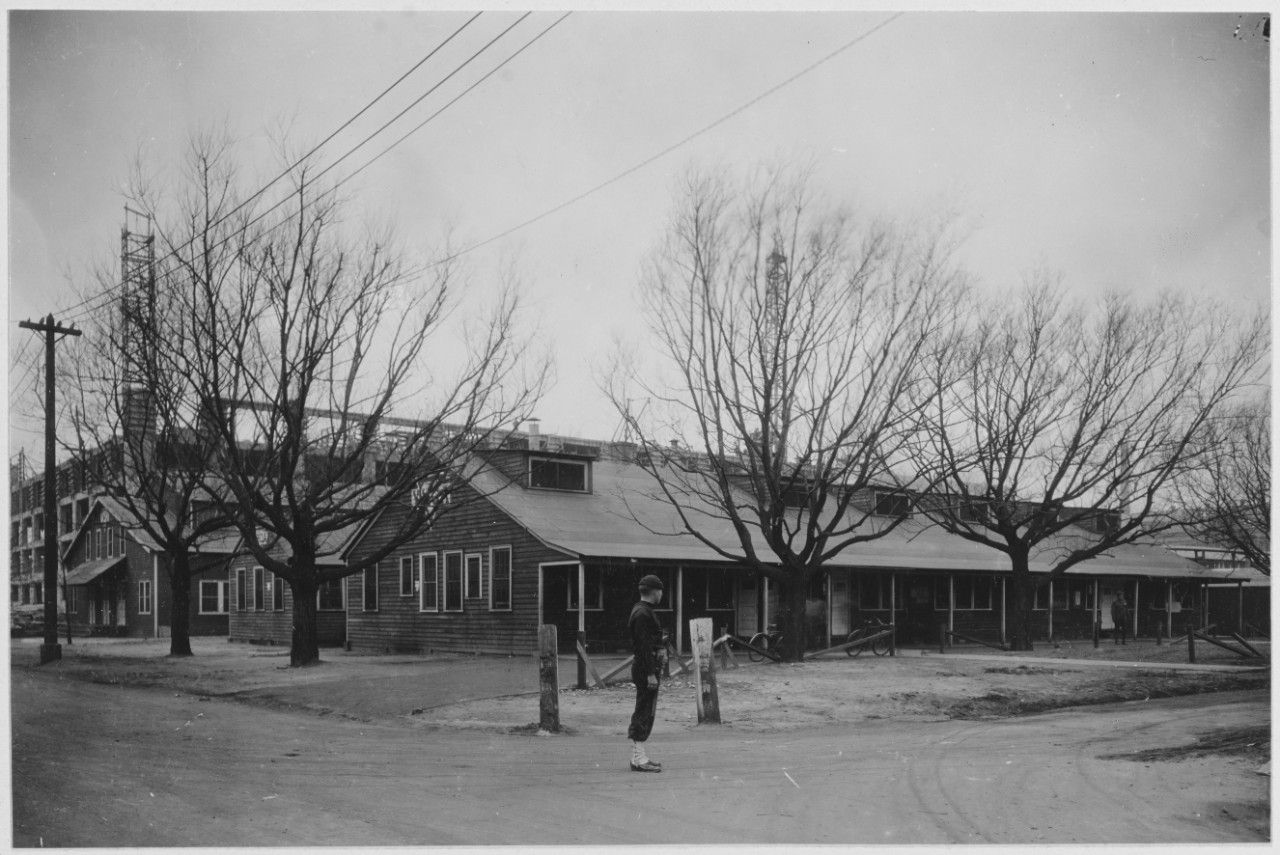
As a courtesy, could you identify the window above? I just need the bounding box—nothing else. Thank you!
[317,579,345,611]
[529,457,588,492]
[647,568,676,611]
[1051,579,1068,610]
[253,567,265,611]
[465,554,483,599]
[706,568,735,611]
[1034,583,1050,611]
[400,555,419,597]
[114,527,125,556]
[363,564,379,611]
[272,573,285,611]
[66,586,79,612]
[950,576,993,611]
[443,551,463,612]
[420,553,439,611]
[873,490,911,517]
[858,573,900,611]
[138,580,152,615]
[566,566,603,611]
[34,583,42,604]
[200,580,229,614]
[489,547,511,611]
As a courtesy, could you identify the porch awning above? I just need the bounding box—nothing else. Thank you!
[63,555,125,586]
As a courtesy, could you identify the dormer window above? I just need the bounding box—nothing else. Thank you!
[873,490,911,518]
[529,457,589,492]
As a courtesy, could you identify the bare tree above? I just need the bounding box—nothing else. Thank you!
[102,133,547,666]
[1175,396,1270,574]
[914,273,1268,650]
[61,137,248,656]
[605,166,969,661]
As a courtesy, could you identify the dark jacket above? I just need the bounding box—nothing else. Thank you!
[1110,599,1128,623]
[628,600,664,679]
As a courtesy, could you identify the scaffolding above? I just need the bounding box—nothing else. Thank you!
[119,206,156,387]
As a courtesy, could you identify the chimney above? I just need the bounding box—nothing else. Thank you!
[525,418,541,438]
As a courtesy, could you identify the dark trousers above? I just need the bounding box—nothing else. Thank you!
[628,671,660,742]
[1114,621,1128,644]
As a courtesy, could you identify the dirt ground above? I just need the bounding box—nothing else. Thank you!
[9,636,1271,847]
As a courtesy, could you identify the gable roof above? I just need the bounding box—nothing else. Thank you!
[471,456,1213,579]
[63,495,241,561]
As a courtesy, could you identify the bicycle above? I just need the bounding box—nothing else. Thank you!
[746,624,783,662]
[845,617,893,657]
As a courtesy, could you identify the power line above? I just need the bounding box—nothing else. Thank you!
[449,12,905,261]
[53,11,490,323]
[65,12,567,328]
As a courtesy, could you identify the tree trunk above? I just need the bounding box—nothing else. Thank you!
[777,571,809,662]
[1007,551,1036,652]
[290,575,321,667]
[168,554,194,657]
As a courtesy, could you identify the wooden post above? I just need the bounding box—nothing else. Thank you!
[1093,618,1100,649]
[576,630,588,690]
[576,563,587,690]
[690,618,721,724]
[939,621,947,654]
[538,625,560,733]
[1186,625,1196,664]
[889,571,897,657]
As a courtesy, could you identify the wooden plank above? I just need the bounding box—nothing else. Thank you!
[575,640,606,688]
[1229,632,1265,658]
[946,630,1009,652]
[598,655,635,684]
[1193,630,1251,658]
[807,628,894,658]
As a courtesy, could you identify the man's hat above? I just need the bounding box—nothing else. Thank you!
[638,574,664,591]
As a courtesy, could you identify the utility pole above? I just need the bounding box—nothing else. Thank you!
[18,313,81,664]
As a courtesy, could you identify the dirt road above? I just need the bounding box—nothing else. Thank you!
[11,663,1267,847]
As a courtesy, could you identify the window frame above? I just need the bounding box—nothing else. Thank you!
[138,579,152,615]
[465,553,484,600]
[400,554,420,597]
[253,567,265,612]
[363,564,380,612]
[419,552,439,612]
[442,551,463,612]
[528,456,590,493]
[236,568,247,611]
[566,565,604,612]
[271,572,285,611]
[199,580,229,615]
[317,578,345,612]
[488,546,512,612]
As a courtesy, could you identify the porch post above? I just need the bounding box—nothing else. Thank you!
[1047,580,1053,642]
[577,562,587,690]
[1000,577,1006,644]
[948,575,955,632]
[1238,580,1245,635]
[153,554,160,638]
[1166,580,1173,639]
[762,576,769,632]
[1132,580,1140,640]
[889,570,897,656]
[676,566,684,656]
[1093,579,1100,632]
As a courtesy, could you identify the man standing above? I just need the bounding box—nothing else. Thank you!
[1111,593,1129,645]
[628,574,666,772]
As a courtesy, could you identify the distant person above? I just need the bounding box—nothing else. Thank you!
[1111,594,1129,645]
[627,574,667,772]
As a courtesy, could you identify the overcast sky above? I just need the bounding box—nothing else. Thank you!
[7,7,1271,463]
